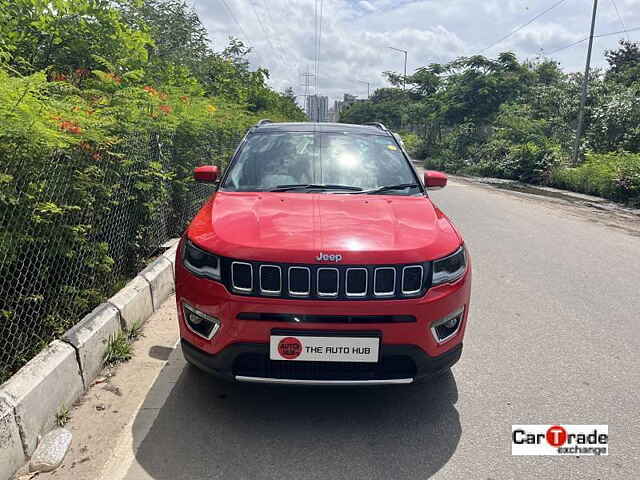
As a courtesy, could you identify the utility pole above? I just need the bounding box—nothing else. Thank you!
[389,46,408,90]
[573,0,598,165]
[357,80,370,99]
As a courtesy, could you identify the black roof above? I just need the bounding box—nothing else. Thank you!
[252,122,390,136]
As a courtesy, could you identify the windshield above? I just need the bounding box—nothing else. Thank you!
[221,131,419,194]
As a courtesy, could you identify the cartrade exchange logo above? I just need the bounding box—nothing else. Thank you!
[512,425,608,456]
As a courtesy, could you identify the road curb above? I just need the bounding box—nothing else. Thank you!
[0,398,25,480]
[0,242,178,480]
[0,340,83,458]
[161,242,179,274]
[108,275,154,331]
[62,303,122,388]
[140,257,175,311]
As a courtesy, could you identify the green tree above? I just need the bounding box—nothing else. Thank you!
[0,0,151,75]
[605,40,640,87]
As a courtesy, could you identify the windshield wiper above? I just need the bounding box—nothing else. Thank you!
[356,183,419,194]
[269,184,363,192]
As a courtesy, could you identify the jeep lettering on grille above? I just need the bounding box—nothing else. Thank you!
[316,252,343,262]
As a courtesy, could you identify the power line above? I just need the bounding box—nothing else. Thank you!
[261,0,279,44]
[219,0,250,42]
[310,0,325,121]
[314,0,320,96]
[544,25,640,55]
[258,0,295,70]
[609,0,629,41]
[249,0,281,64]
[545,37,588,55]
[317,0,324,97]
[478,0,568,54]
[595,25,640,38]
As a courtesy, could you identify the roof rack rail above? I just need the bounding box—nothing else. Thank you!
[256,119,273,127]
[363,122,388,131]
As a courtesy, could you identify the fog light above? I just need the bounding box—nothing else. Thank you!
[188,312,203,325]
[183,303,221,340]
[444,317,458,329]
[431,307,464,343]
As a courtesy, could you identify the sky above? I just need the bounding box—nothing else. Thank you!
[192,0,640,104]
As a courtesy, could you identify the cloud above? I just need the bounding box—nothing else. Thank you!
[358,1,376,12]
[193,0,640,104]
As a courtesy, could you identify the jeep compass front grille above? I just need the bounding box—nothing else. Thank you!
[222,259,431,300]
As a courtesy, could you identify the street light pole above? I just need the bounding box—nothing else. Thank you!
[573,0,598,165]
[357,80,370,99]
[389,46,408,90]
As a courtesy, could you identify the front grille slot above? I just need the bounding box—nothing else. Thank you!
[317,268,339,297]
[231,262,253,292]
[259,265,281,295]
[402,265,423,295]
[374,267,396,296]
[289,267,310,296]
[346,268,367,297]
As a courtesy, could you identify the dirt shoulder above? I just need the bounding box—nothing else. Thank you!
[15,297,179,480]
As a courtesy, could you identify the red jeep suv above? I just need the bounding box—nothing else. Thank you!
[175,121,471,385]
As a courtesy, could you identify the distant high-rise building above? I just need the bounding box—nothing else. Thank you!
[328,107,339,123]
[306,95,329,122]
[333,94,362,121]
[343,94,357,107]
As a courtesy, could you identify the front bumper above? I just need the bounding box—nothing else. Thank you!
[182,338,462,384]
[176,242,471,384]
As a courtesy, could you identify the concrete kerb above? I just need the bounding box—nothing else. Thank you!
[62,303,122,388]
[108,275,154,331]
[161,242,179,274]
[140,256,175,311]
[0,340,83,458]
[0,398,25,480]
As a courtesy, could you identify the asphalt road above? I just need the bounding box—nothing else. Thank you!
[115,175,640,480]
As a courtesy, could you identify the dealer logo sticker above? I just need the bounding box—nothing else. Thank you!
[270,335,379,362]
[277,337,303,359]
[512,425,608,456]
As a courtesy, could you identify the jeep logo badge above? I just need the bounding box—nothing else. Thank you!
[316,252,343,263]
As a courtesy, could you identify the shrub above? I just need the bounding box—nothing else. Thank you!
[474,138,565,183]
[550,152,640,205]
[398,131,421,158]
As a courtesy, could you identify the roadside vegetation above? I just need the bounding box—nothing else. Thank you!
[56,406,70,427]
[0,0,306,383]
[340,43,640,207]
[104,330,134,367]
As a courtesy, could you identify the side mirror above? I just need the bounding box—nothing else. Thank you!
[424,170,447,189]
[194,165,220,183]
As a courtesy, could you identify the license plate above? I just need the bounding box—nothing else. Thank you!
[270,335,379,363]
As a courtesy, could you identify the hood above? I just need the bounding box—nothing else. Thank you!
[187,192,461,264]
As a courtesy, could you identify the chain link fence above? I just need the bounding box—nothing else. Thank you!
[0,130,241,383]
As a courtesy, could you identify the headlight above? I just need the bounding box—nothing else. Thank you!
[432,245,467,286]
[183,240,221,280]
